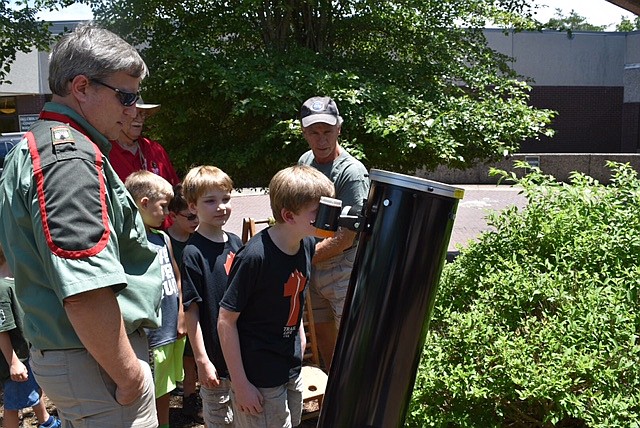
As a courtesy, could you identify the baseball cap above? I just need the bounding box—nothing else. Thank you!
[300,97,342,127]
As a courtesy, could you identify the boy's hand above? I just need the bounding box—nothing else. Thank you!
[197,360,221,389]
[234,380,264,415]
[9,360,28,382]
[177,312,187,338]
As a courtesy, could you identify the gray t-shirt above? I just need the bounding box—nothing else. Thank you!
[298,148,369,211]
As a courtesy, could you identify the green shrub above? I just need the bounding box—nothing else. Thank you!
[407,162,640,427]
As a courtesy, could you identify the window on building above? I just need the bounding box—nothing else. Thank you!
[0,97,18,133]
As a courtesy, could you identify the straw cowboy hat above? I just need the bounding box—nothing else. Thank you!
[136,97,161,116]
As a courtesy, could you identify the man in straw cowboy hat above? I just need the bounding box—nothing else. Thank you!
[110,98,180,186]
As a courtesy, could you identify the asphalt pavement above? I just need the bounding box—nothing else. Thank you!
[227,184,528,252]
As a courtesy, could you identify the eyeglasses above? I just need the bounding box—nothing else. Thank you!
[177,212,198,221]
[92,80,140,107]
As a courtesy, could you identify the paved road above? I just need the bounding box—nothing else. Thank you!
[227,184,528,252]
[450,184,527,251]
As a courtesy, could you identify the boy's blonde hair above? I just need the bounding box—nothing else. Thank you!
[182,165,234,204]
[269,165,335,223]
[125,170,174,202]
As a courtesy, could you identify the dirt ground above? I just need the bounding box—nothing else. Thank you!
[2,391,320,427]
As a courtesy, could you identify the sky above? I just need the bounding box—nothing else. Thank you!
[35,2,92,20]
[531,0,636,29]
[36,0,637,30]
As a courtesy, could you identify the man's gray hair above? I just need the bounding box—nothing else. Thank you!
[49,24,148,96]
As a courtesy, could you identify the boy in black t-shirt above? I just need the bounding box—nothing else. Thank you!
[218,165,334,428]
[181,165,243,426]
[167,184,199,264]
[166,183,201,422]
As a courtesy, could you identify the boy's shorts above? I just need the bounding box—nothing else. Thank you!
[3,360,41,410]
[151,337,186,398]
[310,247,356,326]
[200,378,234,426]
[231,373,303,428]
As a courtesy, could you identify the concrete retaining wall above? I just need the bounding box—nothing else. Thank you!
[417,154,640,184]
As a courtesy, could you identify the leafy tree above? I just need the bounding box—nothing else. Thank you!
[616,15,640,32]
[542,8,607,32]
[0,0,76,84]
[89,0,554,186]
[408,162,640,427]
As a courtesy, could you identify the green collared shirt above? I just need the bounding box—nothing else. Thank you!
[0,102,162,350]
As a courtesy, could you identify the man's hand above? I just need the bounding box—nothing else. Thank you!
[65,288,146,407]
[114,359,145,405]
[313,228,357,264]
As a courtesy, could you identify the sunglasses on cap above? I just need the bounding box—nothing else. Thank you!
[92,80,140,107]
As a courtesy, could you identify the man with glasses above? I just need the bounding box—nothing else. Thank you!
[110,99,180,186]
[0,24,162,427]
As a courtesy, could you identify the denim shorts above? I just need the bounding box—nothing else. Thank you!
[3,360,41,410]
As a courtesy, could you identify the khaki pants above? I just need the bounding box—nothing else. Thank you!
[309,247,357,326]
[30,329,157,427]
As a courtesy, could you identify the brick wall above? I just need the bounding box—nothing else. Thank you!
[16,95,47,116]
[621,103,640,152]
[419,153,640,184]
[521,86,626,153]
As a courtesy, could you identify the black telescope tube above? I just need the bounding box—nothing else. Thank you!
[317,169,464,428]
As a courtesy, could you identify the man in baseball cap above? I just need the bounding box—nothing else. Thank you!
[298,96,369,369]
[300,96,343,127]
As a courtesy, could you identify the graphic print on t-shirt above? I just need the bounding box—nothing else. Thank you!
[159,245,178,297]
[283,269,306,335]
[224,252,236,275]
